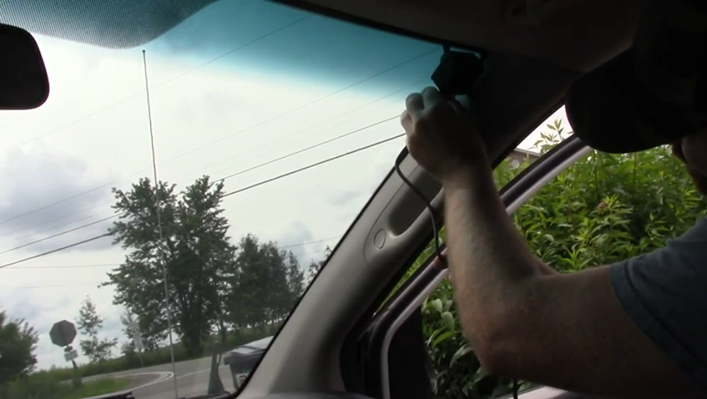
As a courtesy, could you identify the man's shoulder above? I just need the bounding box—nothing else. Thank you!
[670,217,707,243]
[659,217,707,261]
[609,216,707,391]
[622,216,707,272]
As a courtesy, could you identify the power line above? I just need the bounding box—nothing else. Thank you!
[280,236,340,249]
[0,214,118,256]
[0,182,116,228]
[0,132,404,268]
[202,78,426,178]
[0,237,338,277]
[0,16,313,230]
[2,238,339,271]
[0,116,400,252]
[1,282,104,289]
[0,15,312,158]
[5,81,418,242]
[4,263,119,270]
[0,208,107,241]
[0,84,410,242]
[0,48,434,232]
[215,115,399,182]
[155,15,312,88]
[0,234,111,270]
[223,132,405,198]
[154,49,436,169]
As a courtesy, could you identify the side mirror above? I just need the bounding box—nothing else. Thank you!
[0,23,49,110]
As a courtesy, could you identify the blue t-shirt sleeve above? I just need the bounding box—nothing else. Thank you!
[610,218,707,391]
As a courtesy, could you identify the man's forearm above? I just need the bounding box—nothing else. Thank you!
[444,163,545,357]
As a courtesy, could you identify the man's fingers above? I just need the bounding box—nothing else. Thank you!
[400,110,413,133]
[421,86,444,109]
[405,92,424,119]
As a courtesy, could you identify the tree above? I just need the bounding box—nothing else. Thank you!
[119,310,154,352]
[285,252,305,301]
[306,246,332,282]
[227,234,265,330]
[106,176,237,357]
[0,311,38,384]
[76,297,117,363]
[226,235,305,330]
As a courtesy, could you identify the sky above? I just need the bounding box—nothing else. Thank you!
[0,0,568,371]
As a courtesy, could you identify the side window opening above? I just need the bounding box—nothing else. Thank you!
[389,114,706,399]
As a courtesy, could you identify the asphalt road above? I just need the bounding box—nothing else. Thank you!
[86,356,239,399]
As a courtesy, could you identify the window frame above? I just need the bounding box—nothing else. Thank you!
[353,135,591,399]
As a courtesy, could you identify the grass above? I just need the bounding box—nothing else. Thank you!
[60,378,130,399]
[0,324,282,399]
[1,374,129,399]
[44,323,280,382]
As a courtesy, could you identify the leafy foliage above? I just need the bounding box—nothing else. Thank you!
[226,234,304,329]
[105,175,308,357]
[105,176,238,357]
[76,297,118,363]
[0,311,38,384]
[419,122,706,399]
[306,246,332,282]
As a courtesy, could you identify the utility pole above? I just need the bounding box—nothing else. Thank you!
[143,49,179,399]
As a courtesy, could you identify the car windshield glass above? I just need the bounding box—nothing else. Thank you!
[0,1,442,398]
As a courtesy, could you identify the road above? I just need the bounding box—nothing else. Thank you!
[86,356,239,399]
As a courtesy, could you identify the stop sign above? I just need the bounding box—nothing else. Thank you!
[50,320,77,347]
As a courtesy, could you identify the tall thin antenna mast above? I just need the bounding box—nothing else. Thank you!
[143,49,180,399]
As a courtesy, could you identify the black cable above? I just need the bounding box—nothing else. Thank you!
[393,147,444,263]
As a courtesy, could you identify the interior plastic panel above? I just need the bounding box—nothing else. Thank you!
[364,153,442,266]
[239,162,439,396]
[386,161,441,237]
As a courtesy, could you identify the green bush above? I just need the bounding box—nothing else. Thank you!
[420,128,706,399]
[0,371,71,399]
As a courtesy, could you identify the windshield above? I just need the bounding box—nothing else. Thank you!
[0,1,440,398]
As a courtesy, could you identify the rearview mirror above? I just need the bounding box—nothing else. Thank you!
[0,23,49,110]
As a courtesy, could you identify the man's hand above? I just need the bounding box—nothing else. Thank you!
[400,87,488,188]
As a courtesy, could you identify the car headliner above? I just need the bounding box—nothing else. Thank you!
[1,0,634,166]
